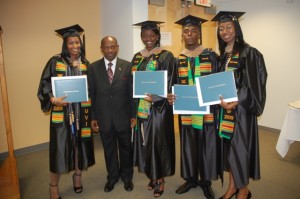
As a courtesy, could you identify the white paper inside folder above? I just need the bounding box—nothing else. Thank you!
[288,99,300,109]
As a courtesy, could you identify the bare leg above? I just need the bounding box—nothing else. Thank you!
[73,144,83,192]
[237,186,250,199]
[148,178,155,190]
[221,171,238,199]
[153,178,165,197]
[228,171,237,194]
[49,172,60,199]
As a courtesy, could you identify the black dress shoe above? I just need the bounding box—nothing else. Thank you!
[124,181,134,191]
[201,185,215,199]
[104,181,116,192]
[176,182,198,194]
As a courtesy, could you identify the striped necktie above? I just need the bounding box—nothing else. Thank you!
[107,62,113,84]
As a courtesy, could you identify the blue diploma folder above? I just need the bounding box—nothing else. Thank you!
[173,85,209,114]
[51,76,88,103]
[195,71,238,106]
[133,71,167,98]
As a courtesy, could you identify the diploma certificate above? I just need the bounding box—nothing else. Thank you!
[172,85,210,114]
[133,70,167,98]
[195,71,238,106]
[51,76,88,103]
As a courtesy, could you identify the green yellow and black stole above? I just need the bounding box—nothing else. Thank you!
[178,50,214,130]
[132,52,159,120]
[219,52,239,139]
[51,57,91,140]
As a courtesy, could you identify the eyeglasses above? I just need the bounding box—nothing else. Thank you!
[101,45,119,51]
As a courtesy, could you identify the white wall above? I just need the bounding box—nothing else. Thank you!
[132,0,148,54]
[100,0,148,61]
[212,0,300,129]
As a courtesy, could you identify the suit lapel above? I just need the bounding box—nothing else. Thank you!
[99,59,111,84]
[112,58,122,84]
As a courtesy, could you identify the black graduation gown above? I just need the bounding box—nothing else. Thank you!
[220,45,267,189]
[175,49,220,182]
[132,50,176,180]
[37,55,95,173]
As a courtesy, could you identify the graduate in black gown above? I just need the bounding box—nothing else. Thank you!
[131,20,176,197]
[167,15,219,199]
[37,25,95,199]
[211,11,267,199]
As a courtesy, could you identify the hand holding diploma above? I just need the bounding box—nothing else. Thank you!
[50,95,69,106]
[144,93,153,103]
[167,93,176,105]
[219,95,239,110]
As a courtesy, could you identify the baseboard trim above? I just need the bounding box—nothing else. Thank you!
[0,142,49,161]
[0,134,101,161]
[259,125,280,133]
[1,128,277,160]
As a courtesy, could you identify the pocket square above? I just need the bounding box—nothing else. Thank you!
[122,76,128,80]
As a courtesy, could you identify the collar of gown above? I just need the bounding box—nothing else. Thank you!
[181,45,204,57]
[140,47,163,57]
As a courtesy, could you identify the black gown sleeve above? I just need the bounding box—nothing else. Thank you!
[37,56,57,112]
[240,46,268,116]
[152,50,175,109]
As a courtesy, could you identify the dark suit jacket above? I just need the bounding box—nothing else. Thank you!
[88,57,134,132]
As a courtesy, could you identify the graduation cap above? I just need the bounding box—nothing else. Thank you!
[211,11,245,22]
[55,24,84,37]
[175,15,208,27]
[175,15,207,45]
[133,20,164,30]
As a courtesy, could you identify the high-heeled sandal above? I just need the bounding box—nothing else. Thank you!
[72,173,83,193]
[148,180,155,190]
[153,179,165,198]
[246,190,252,199]
[49,184,61,199]
[236,190,251,199]
[219,190,238,199]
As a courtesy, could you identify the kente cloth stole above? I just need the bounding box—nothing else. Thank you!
[219,52,239,139]
[178,51,213,130]
[51,59,91,139]
[132,52,160,119]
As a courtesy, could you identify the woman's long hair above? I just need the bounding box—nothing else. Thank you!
[217,19,246,55]
[60,31,86,65]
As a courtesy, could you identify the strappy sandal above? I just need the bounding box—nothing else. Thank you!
[148,180,155,190]
[154,179,165,198]
[49,184,61,199]
[72,173,83,193]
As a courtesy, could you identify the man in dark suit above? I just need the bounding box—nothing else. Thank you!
[88,36,136,192]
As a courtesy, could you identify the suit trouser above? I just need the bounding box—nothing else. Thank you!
[100,127,133,183]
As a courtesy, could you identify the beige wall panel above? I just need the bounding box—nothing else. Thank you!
[149,0,216,56]
[0,0,101,152]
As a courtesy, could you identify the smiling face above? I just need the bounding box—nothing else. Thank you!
[218,21,236,45]
[182,25,200,50]
[141,29,159,51]
[66,36,81,59]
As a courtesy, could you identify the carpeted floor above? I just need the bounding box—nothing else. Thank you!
[16,130,300,199]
